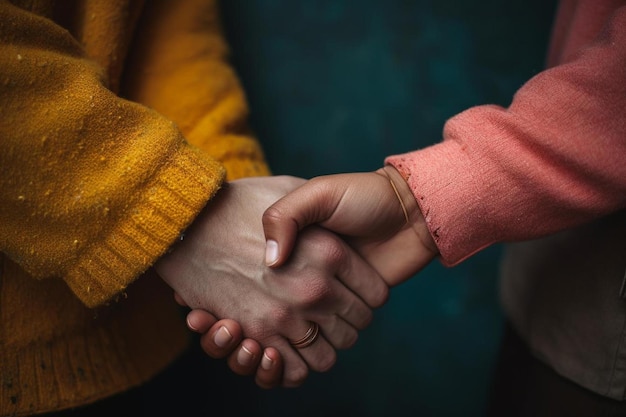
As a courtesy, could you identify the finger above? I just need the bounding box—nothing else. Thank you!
[254,321,334,386]
[197,318,245,359]
[255,347,284,389]
[334,239,390,309]
[262,179,341,268]
[307,276,372,350]
[286,321,337,374]
[294,228,385,319]
[315,311,360,350]
[294,334,337,374]
[186,309,218,333]
[225,339,264,376]
[264,337,311,388]
[330,285,374,331]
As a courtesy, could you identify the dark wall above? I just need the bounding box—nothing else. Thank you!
[214,1,557,416]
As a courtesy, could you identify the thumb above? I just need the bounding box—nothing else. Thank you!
[262,179,341,268]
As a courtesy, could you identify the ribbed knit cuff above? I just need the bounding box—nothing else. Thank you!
[385,140,494,267]
[64,143,225,308]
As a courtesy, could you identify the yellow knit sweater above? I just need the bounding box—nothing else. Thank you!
[0,0,269,415]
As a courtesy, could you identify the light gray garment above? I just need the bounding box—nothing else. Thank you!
[500,209,626,400]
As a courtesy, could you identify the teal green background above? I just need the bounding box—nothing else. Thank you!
[195,1,556,416]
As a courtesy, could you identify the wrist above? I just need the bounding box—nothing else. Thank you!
[377,166,438,256]
[155,182,230,281]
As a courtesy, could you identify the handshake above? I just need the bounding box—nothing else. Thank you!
[155,166,438,388]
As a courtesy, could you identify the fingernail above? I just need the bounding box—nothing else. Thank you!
[238,345,254,366]
[261,352,273,370]
[214,326,232,348]
[186,316,199,332]
[265,239,278,266]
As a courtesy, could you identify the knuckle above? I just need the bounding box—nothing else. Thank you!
[285,365,309,388]
[369,284,390,308]
[340,300,374,330]
[267,304,294,328]
[341,330,359,349]
[339,297,374,330]
[307,176,326,189]
[356,308,374,330]
[312,349,337,372]
[316,237,346,269]
[262,205,285,227]
[293,278,332,309]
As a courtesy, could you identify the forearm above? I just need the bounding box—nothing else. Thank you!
[387,6,626,265]
[0,2,224,307]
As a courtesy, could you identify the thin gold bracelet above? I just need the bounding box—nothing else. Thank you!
[381,166,410,225]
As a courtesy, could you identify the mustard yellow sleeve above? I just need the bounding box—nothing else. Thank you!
[0,1,225,307]
[122,0,270,180]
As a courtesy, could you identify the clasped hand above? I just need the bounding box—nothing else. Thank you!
[155,175,389,387]
[156,168,438,388]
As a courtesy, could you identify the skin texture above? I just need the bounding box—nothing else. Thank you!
[184,311,284,389]
[186,166,439,387]
[262,167,438,286]
[155,175,389,387]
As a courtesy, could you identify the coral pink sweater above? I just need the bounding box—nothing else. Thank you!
[387,0,626,399]
[387,0,626,266]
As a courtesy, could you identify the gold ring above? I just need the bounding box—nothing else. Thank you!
[289,322,320,349]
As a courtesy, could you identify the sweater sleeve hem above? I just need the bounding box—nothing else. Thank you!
[64,143,225,308]
[385,142,494,267]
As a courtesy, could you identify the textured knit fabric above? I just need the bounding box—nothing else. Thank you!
[0,0,269,415]
[386,0,626,266]
[386,0,626,399]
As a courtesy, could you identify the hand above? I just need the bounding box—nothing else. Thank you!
[155,176,388,387]
[181,307,284,389]
[173,293,284,388]
[262,167,439,287]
